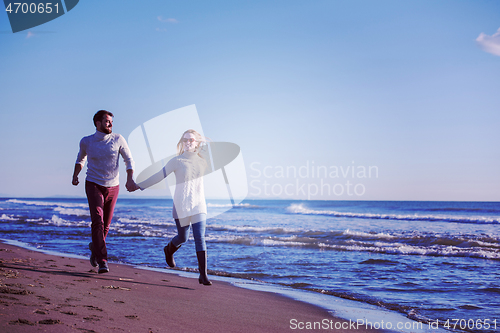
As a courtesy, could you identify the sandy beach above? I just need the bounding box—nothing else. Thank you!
[0,241,384,333]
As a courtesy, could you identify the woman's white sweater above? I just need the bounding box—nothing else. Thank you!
[138,151,207,219]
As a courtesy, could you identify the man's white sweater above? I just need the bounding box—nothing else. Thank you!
[76,131,134,187]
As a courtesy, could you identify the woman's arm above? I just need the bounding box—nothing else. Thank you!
[137,158,176,190]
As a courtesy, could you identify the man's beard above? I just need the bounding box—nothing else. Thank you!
[101,126,112,134]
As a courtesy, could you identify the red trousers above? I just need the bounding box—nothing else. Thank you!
[85,181,119,263]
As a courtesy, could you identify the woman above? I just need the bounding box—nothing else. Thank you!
[138,129,212,285]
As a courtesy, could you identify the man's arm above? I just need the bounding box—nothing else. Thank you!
[73,138,87,186]
[72,164,82,186]
[118,134,139,192]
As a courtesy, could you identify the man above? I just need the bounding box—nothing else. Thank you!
[72,110,139,274]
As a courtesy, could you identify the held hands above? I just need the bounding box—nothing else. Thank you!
[126,169,140,192]
[126,179,140,192]
[72,176,139,191]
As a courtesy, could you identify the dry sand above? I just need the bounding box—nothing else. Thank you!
[0,241,382,332]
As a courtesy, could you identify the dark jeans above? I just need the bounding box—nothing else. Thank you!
[171,215,207,252]
[85,181,119,263]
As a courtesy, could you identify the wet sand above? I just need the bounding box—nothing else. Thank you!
[0,241,383,332]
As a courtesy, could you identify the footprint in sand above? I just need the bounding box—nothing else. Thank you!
[61,310,78,315]
[83,314,102,321]
[0,295,18,301]
[65,296,81,302]
[9,318,36,326]
[0,269,19,278]
[0,286,33,295]
[125,315,139,320]
[84,305,103,311]
[38,319,62,325]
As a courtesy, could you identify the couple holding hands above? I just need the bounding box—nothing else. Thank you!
[72,110,212,285]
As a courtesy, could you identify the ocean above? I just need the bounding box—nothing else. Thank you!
[1,198,499,333]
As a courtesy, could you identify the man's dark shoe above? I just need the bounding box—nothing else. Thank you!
[89,242,97,267]
[98,261,109,274]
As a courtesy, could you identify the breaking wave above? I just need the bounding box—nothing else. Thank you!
[286,203,500,225]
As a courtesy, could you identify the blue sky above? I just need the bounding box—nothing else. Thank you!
[1,0,499,200]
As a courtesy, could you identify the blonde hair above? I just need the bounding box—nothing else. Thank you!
[177,129,206,156]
